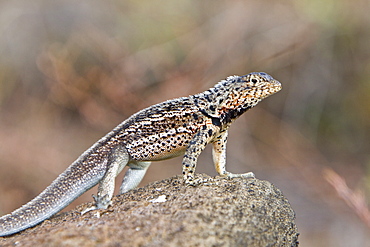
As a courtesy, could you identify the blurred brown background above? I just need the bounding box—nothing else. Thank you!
[0,0,369,245]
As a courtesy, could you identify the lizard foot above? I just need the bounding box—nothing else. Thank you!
[80,194,112,215]
[185,176,218,187]
[186,178,206,186]
[223,171,255,179]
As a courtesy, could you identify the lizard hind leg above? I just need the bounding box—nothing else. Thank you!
[82,145,130,214]
[119,161,151,194]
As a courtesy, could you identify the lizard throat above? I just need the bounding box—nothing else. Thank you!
[221,105,252,125]
[200,104,253,127]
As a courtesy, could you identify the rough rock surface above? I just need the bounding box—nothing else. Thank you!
[0,174,299,246]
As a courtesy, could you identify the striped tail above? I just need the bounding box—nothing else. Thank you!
[0,159,107,237]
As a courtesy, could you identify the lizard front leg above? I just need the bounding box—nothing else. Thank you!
[212,130,255,179]
[182,125,216,185]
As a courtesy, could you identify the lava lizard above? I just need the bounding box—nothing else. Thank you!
[0,72,282,236]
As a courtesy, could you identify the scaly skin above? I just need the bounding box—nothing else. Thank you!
[0,72,282,236]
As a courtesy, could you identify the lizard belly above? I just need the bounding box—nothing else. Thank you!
[126,133,193,161]
[145,146,186,161]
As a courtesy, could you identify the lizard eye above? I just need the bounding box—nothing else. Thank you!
[251,78,258,84]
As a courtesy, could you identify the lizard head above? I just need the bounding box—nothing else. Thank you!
[234,72,282,106]
[217,72,282,124]
[194,72,281,125]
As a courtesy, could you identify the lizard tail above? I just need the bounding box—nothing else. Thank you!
[0,159,107,237]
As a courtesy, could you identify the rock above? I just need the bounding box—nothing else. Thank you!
[0,174,299,246]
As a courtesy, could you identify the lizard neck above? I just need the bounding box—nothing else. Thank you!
[192,86,253,128]
[219,104,253,125]
[192,83,257,127]
[190,88,224,128]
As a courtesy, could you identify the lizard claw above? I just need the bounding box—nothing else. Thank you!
[81,194,112,215]
[81,205,98,215]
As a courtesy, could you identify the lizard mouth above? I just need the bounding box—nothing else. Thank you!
[270,79,283,92]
